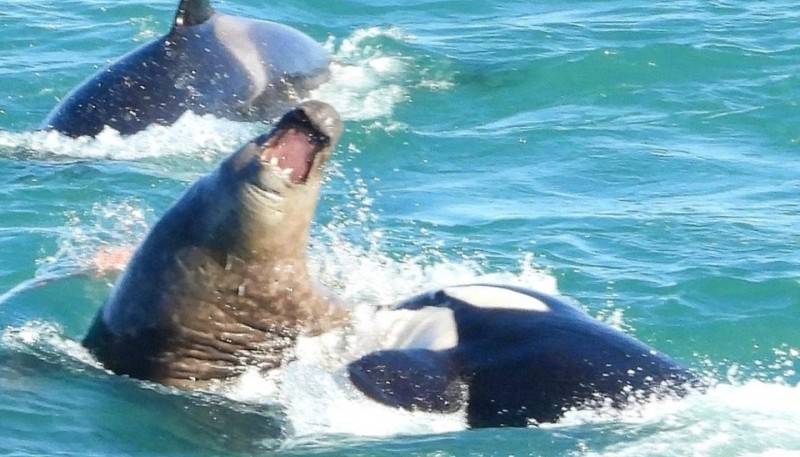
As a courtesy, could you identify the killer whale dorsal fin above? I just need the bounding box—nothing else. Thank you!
[173,0,215,28]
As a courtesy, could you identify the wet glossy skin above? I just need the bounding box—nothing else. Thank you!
[83,101,348,386]
[42,0,330,137]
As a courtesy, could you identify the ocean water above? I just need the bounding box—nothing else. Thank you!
[1,0,799,455]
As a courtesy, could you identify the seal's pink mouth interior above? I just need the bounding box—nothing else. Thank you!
[261,128,318,184]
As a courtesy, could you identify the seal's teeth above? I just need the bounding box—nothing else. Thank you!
[281,168,294,178]
[269,157,279,167]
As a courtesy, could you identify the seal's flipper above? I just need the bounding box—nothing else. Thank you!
[347,348,467,413]
[173,0,215,28]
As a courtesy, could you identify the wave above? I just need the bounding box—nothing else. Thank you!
[1,193,797,448]
[4,316,799,453]
[557,381,800,456]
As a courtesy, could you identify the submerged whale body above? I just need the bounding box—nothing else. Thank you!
[42,0,331,137]
[348,284,700,428]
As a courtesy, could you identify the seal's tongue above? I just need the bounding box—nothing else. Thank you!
[261,128,318,184]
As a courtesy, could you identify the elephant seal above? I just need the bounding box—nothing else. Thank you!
[83,100,347,387]
[42,0,330,137]
[348,284,700,427]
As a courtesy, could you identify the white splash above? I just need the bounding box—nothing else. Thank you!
[557,381,800,457]
[43,200,149,275]
[1,320,99,369]
[220,226,559,438]
[0,112,257,161]
[0,200,150,307]
[312,26,434,124]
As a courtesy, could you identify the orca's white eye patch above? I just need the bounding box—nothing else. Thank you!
[442,285,551,312]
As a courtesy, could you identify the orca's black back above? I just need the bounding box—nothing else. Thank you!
[450,301,695,427]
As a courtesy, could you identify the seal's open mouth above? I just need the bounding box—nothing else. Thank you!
[246,101,341,191]
[255,105,332,185]
[259,127,323,184]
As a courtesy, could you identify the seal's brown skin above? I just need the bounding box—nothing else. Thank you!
[83,101,347,387]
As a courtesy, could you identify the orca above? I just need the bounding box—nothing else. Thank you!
[42,0,331,137]
[348,284,700,428]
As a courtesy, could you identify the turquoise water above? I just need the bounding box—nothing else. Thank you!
[1,0,800,455]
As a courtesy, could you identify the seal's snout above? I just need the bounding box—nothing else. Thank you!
[255,100,342,147]
[296,100,343,143]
